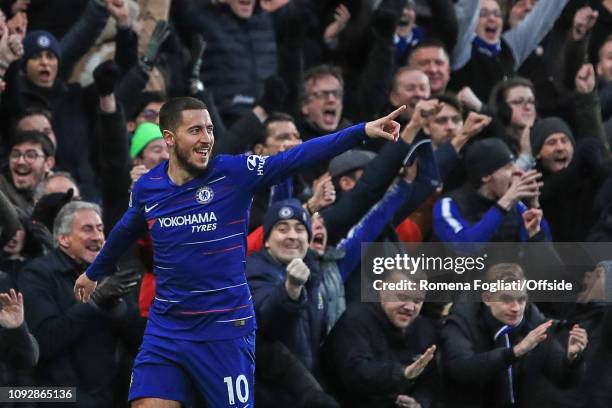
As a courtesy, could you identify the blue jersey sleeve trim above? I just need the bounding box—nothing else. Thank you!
[337,180,413,281]
[433,197,505,243]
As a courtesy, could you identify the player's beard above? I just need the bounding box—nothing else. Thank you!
[175,141,209,177]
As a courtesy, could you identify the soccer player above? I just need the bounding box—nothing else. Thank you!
[74,97,405,407]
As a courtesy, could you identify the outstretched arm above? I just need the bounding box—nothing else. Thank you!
[337,180,415,280]
[427,0,460,53]
[59,0,110,79]
[451,0,480,70]
[337,141,441,278]
[230,106,406,191]
[503,0,569,67]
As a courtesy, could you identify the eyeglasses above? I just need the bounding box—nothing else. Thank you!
[480,9,502,18]
[507,98,535,107]
[309,89,343,100]
[142,109,159,121]
[9,150,46,162]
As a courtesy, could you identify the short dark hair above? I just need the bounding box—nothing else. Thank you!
[331,168,361,194]
[10,130,55,157]
[17,106,53,123]
[408,39,449,64]
[488,76,535,120]
[300,64,344,104]
[264,112,295,134]
[159,97,208,133]
[130,91,167,121]
[430,92,463,116]
[14,107,54,138]
[249,112,297,150]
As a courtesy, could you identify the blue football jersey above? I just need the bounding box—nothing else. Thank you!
[86,124,367,340]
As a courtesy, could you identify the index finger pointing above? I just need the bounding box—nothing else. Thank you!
[386,105,406,120]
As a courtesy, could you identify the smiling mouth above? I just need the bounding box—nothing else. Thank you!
[86,244,102,253]
[13,164,33,179]
[194,147,211,159]
[14,168,32,177]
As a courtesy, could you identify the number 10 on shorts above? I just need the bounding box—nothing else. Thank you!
[223,375,249,405]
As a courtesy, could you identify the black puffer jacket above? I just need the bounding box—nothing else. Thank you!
[190,3,277,121]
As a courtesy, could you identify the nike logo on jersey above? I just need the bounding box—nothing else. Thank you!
[144,203,159,213]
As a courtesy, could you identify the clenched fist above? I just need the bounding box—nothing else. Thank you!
[285,258,310,300]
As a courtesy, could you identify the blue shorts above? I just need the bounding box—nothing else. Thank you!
[128,331,255,407]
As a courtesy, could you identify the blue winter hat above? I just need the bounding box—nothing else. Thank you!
[23,30,62,66]
[263,199,312,242]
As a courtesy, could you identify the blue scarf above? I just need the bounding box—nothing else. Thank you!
[492,315,523,406]
[395,26,423,63]
[473,36,502,57]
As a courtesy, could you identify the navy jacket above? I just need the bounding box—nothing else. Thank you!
[433,184,552,245]
[247,249,327,373]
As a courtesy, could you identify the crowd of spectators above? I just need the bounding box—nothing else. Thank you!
[0,0,611,407]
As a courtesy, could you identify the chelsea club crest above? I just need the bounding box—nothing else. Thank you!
[196,186,214,204]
